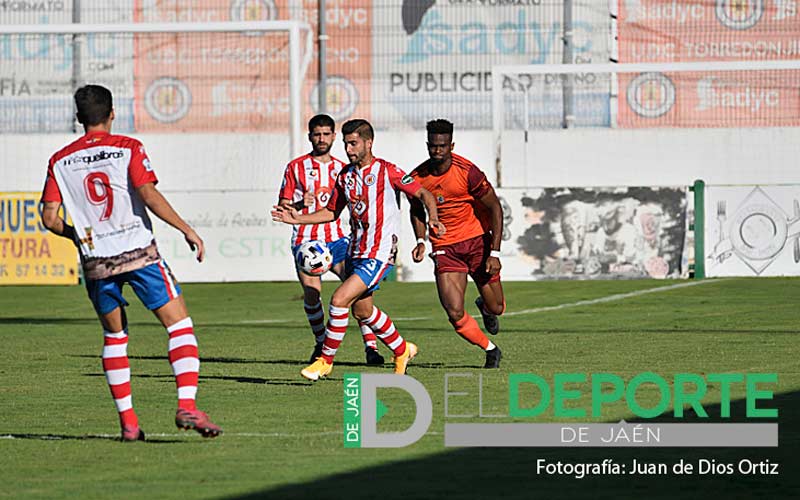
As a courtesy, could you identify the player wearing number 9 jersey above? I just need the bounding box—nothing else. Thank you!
[40,85,221,442]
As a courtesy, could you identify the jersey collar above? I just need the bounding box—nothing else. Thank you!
[84,130,110,138]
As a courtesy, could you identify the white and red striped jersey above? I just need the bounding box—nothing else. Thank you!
[41,131,159,278]
[279,153,347,247]
[327,158,423,263]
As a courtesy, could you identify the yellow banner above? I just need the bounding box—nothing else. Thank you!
[0,192,79,285]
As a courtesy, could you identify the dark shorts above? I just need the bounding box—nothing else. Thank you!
[431,234,501,287]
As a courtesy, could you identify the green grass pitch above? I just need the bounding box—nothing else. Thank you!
[1,278,797,499]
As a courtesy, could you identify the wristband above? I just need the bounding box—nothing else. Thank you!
[490,250,501,258]
[416,238,426,245]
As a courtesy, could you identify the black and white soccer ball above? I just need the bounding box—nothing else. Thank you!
[296,240,333,276]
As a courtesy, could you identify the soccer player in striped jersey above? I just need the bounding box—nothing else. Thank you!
[272,119,445,380]
[408,119,505,368]
[278,114,384,365]
[39,85,221,441]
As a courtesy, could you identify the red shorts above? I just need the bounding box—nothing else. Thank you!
[431,234,501,287]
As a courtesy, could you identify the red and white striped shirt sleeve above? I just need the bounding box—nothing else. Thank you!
[326,172,348,215]
[41,157,62,203]
[128,141,158,188]
[386,164,423,197]
[278,161,297,202]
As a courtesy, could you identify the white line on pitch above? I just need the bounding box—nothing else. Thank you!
[232,280,714,325]
[502,280,713,317]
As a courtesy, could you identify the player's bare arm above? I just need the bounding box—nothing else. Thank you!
[279,192,315,211]
[411,187,446,237]
[479,187,504,275]
[272,205,336,226]
[40,201,77,242]
[409,197,429,263]
[136,182,205,262]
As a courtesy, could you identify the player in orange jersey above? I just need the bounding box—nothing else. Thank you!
[408,119,505,368]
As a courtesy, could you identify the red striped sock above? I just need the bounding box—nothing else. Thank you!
[304,300,326,344]
[321,305,349,363]
[102,330,137,428]
[359,321,378,350]
[364,306,406,356]
[167,317,199,411]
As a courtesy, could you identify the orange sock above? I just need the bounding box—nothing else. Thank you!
[451,314,489,349]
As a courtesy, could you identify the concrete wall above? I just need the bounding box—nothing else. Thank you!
[1,130,497,192]
[499,127,800,188]
[4,126,796,282]
[1,133,291,192]
[5,127,796,193]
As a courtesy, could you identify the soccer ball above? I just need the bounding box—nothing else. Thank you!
[296,240,333,276]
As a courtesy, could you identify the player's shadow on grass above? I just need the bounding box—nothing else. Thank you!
[74,355,470,370]
[72,355,303,365]
[258,360,481,370]
[0,317,313,331]
[254,359,416,368]
[82,372,309,386]
[389,325,452,333]
[412,362,478,369]
[0,317,192,328]
[0,317,98,326]
[1,433,183,444]
[224,390,798,500]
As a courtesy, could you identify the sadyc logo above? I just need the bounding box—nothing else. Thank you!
[343,373,432,448]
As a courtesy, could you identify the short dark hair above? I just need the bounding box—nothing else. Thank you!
[308,114,335,132]
[341,119,374,141]
[426,119,453,136]
[74,85,113,126]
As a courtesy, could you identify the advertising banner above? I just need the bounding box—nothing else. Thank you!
[617,69,800,128]
[134,0,292,132]
[373,0,611,129]
[705,184,800,277]
[296,0,372,124]
[619,0,800,63]
[0,192,79,285]
[0,0,135,133]
[618,0,800,127]
[151,190,298,282]
[133,0,371,131]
